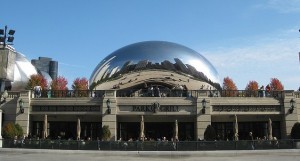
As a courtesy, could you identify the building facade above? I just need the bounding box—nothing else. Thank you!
[1,89,299,141]
[31,57,58,80]
[0,41,299,142]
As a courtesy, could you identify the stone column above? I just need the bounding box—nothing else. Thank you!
[196,98,211,140]
[15,91,31,136]
[282,91,297,139]
[0,109,2,138]
[0,109,2,147]
[101,90,117,141]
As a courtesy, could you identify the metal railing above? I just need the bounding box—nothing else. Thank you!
[2,139,300,151]
[31,90,285,99]
[0,91,20,99]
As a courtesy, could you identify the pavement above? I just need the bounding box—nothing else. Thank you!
[1,148,300,161]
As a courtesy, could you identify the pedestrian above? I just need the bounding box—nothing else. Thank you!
[259,85,264,97]
[248,132,255,150]
[265,84,271,97]
[34,86,42,98]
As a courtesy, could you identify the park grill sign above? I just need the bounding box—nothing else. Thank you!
[132,102,179,113]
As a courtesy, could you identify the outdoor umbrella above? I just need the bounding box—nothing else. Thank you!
[174,119,178,141]
[140,116,145,141]
[77,118,81,140]
[268,118,273,140]
[234,115,239,141]
[43,114,48,139]
[140,115,145,141]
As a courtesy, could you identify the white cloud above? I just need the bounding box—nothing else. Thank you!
[202,28,300,90]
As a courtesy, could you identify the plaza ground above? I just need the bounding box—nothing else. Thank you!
[0,148,300,161]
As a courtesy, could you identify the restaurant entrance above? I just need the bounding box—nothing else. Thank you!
[31,121,102,140]
[118,122,194,141]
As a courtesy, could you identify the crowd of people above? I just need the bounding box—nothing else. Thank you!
[258,84,271,97]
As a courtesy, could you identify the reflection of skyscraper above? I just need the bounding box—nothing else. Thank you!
[120,61,133,73]
[186,64,208,81]
[90,56,116,83]
[95,64,110,81]
[109,66,120,77]
[162,60,176,71]
[128,64,136,71]
[174,58,188,73]
[185,64,198,75]
[31,57,58,80]
[135,60,148,70]
[102,68,110,80]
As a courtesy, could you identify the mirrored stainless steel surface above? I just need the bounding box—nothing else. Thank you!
[11,52,38,90]
[90,41,220,89]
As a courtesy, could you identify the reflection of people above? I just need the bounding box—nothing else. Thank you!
[154,86,160,97]
[148,86,154,96]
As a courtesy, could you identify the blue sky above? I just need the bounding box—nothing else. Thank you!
[1,0,300,90]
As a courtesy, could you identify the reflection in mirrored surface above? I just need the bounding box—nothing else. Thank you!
[90,41,221,90]
[1,49,52,91]
[11,52,38,90]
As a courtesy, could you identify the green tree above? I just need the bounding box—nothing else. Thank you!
[204,125,216,141]
[2,122,23,139]
[15,123,24,137]
[291,122,300,139]
[101,125,111,141]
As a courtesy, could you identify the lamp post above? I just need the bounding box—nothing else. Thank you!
[201,98,207,114]
[19,99,24,114]
[289,98,296,114]
[106,99,111,114]
[0,25,15,48]
[0,25,15,92]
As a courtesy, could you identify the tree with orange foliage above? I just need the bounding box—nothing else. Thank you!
[72,77,89,97]
[245,80,259,97]
[223,77,238,90]
[72,77,88,90]
[26,74,48,90]
[51,76,68,90]
[50,76,68,97]
[222,77,238,97]
[270,78,284,91]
